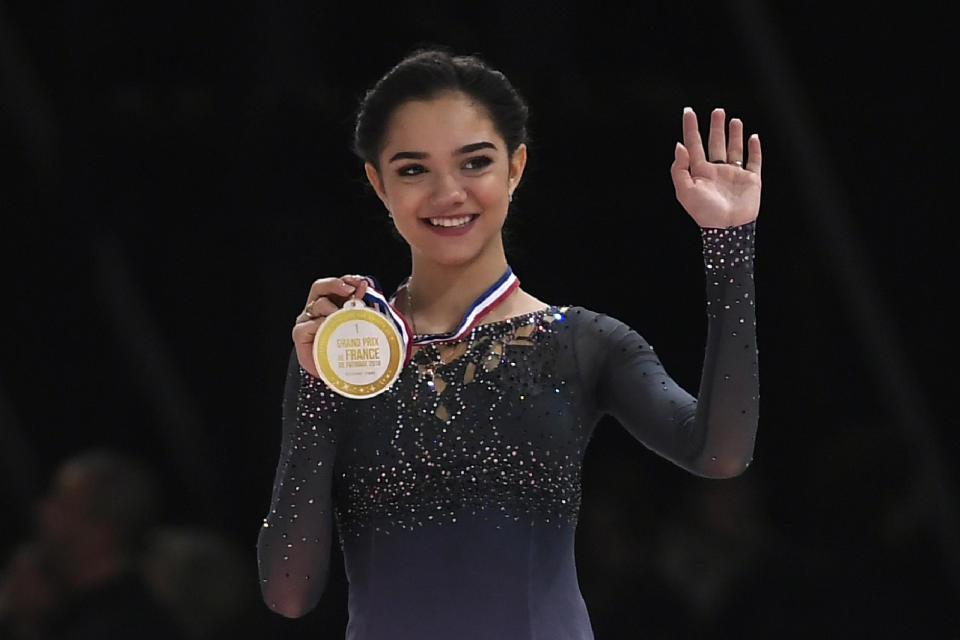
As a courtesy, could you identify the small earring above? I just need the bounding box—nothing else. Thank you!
[509,192,514,203]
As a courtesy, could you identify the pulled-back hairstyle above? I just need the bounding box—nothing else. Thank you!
[354,49,529,169]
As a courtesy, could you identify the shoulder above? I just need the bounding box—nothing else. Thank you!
[564,305,658,354]
[557,305,634,333]
[548,306,650,355]
[507,290,631,334]
[547,307,656,389]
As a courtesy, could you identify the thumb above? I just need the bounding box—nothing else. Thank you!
[670,142,693,195]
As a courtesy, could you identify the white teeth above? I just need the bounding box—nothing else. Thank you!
[428,215,474,228]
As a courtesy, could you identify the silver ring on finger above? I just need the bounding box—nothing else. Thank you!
[732,160,743,167]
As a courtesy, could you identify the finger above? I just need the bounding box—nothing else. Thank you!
[303,296,340,319]
[707,108,727,163]
[292,318,323,345]
[670,142,694,195]
[727,118,744,165]
[341,275,370,300]
[306,277,355,306]
[293,310,325,329]
[681,107,707,166]
[745,133,762,176]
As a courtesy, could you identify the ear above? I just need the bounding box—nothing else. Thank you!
[364,162,390,210]
[508,143,528,197]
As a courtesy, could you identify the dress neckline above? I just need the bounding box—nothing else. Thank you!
[410,304,561,343]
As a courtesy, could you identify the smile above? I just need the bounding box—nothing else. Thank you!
[425,215,478,228]
[421,214,480,237]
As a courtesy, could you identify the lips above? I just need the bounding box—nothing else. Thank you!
[425,214,478,228]
[421,214,479,236]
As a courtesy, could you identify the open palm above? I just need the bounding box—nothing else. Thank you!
[670,107,762,229]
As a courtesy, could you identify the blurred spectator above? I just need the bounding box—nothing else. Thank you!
[652,476,768,633]
[143,527,258,639]
[0,542,60,639]
[576,453,689,639]
[7,449,183,639]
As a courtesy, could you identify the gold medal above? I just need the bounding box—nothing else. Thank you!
[313,298,403,399]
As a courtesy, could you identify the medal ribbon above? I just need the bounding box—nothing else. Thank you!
[360,266,519,363]
[358,276,414,366]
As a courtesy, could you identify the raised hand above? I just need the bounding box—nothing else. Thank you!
[293,275,369,377]
[670,107,761,229]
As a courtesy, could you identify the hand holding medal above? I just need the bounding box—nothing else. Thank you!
[293,275,371,379]
[295,274,411,399]
[293,267,520,400]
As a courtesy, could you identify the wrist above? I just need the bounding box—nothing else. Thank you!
[701,219,756,272]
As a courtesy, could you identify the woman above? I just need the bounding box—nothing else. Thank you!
[258,49,761,639]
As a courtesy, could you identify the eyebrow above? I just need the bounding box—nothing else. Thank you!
[388,141,498,163]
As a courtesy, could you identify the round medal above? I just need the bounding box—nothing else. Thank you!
[313,299,403,399]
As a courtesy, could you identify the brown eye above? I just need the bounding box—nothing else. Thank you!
[463,156,493,171]
[398,164,426,177]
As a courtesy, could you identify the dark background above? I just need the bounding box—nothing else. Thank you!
[1,1,955,637]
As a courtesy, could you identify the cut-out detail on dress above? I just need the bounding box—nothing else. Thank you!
[438,341,467,364]
[509,323,537,347]
[483,341,504,371]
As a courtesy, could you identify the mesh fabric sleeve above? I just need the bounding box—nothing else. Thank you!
[575,220,759,478]
[257,351,343,617]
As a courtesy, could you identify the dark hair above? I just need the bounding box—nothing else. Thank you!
[354,49,529,169]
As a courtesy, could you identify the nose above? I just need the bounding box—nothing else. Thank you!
[430,172,467,208]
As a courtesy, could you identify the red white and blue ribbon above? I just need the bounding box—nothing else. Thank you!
[359,276,414,365]
[360,267,519,364]
[391,266,519,346]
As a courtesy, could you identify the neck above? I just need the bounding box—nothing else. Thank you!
[405,239,510,334]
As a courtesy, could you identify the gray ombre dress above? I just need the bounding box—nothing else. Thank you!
[258,221,760,639]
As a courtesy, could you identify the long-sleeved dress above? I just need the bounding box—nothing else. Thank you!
[258,220,760,639]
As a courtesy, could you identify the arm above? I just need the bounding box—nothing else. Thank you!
[585,107,761,477]
[588,220,759,478]
[257,351,341,617]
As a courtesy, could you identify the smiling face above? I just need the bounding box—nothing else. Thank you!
[365,92,526,267]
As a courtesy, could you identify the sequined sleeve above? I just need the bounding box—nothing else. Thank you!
[576,219,759,478]
[257,352,344,617]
